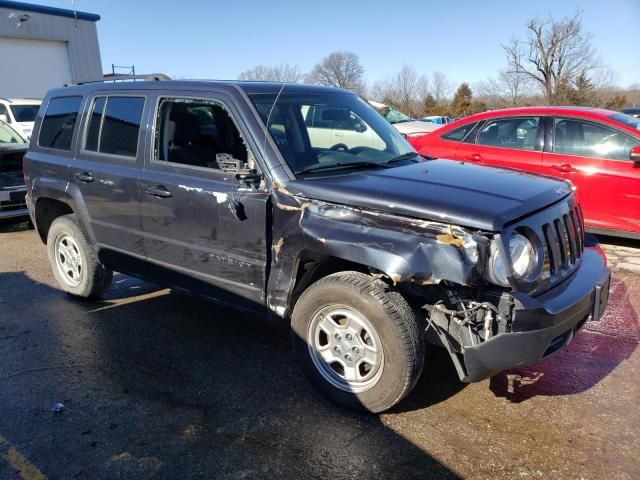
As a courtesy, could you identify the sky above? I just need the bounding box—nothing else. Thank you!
[31,0,640,89]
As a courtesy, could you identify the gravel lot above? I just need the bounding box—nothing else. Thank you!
[0,219,638,480]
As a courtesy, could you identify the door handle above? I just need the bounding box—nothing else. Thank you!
[74,172,94,183]
[465,153,482,162]
[145,185,173,198]
[334,132,344,137]
[551,163,576,173]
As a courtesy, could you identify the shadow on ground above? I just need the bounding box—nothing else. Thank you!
[0,270,463,479]
[490,274,639,403]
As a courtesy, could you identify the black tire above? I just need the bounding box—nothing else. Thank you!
[291,271,424,413]
[46,214,113,298]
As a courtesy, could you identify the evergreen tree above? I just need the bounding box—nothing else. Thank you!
[451,83,473,117]
[570,72,597,106]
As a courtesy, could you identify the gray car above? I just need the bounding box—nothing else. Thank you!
[23,78,610,412]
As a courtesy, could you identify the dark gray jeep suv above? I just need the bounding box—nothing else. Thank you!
[24,79,610,412]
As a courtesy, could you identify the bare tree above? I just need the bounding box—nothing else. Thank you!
[431,71,454,104]
[238,64,304,83]
[305,52,365,93]
[503,11,601,104]
[476,70,532,107]
[372,65,431,115]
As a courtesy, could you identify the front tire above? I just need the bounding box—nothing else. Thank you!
[291,271,424,412]
[47,214,113,298]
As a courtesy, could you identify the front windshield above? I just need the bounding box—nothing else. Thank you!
[249,90,416,175]
[0,122,26,143]
[609,112,640,131]
[383,106,412,124]
[9,104,39,123]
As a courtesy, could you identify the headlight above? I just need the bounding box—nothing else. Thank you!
[488,233,538,287]
[510,233,537,279]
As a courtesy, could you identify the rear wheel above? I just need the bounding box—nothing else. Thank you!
[47,215,112,298]
[291,271,424,412]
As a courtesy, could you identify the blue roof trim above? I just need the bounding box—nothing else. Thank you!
[0,1,100,22]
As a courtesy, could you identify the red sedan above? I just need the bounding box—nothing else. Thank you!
[410,107,640,239]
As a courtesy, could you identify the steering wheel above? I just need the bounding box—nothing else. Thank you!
[329,143,349,152]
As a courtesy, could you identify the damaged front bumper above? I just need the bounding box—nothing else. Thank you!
[438,248,610,382]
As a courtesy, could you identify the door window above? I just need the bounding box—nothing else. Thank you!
[83,96,145,157]
[476,117,540,150]
[38,96,83,150]
[154,98,251,172]
[441,122,476,142]
[553,118,638,161]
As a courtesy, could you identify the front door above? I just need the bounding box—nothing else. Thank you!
[139,93,269,309]
[542,117,640,234]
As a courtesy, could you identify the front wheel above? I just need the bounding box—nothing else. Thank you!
[291,271,424,412]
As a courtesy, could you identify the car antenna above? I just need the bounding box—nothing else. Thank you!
[262,81,287,177]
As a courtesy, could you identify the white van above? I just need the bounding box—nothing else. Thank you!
[0,98,42,140]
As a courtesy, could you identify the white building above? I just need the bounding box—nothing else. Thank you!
[0,1,102,98]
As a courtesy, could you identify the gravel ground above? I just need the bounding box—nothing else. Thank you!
[0,219,638,480]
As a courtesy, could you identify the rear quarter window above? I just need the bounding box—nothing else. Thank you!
[38,96,83,150]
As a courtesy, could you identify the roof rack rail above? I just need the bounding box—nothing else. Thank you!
[66,73,172,86]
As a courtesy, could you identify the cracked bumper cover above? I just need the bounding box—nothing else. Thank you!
[461,248,610,382]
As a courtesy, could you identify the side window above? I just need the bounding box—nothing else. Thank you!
[155,98,250,171]
[553,118,637,161]
[0,104,9,120]
[477,117,540,151]
[441,122,476,142]
[83,96,144,157]
[38,96,82,150]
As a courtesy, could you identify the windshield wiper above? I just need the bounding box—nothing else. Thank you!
[384,152,421,165]
[295,161,392,175]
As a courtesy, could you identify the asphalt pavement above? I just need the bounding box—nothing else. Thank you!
[0,219,638,480]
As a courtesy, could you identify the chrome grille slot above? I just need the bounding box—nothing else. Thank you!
[553,218,568,270]
[570,209,582,256]
[563,214,577,264]
[543,223,560,275]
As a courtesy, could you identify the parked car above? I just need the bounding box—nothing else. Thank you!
[411,106,640,239]
[0,120,29,220]
[622,107,640,118]
[0,98,41,140]
[24,81,610,412]
[367,100,439,137]
[421,115,454,125]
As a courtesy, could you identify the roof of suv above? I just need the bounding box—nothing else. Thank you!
[48,80,352,97]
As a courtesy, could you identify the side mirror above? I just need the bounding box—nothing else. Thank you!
[631,145,640,167]
[353,122,367,133]
[0,114,8,123]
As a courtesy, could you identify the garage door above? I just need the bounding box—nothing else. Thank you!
[0,37,72,99]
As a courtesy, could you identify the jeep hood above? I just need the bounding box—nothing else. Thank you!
[287,159,571,231]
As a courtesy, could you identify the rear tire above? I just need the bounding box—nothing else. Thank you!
[291,271,424,412]
[47,214,112,298]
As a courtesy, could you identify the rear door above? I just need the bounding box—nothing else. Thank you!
[69,93,147,260]
[542,117,640,234]
[139,92,269,308]
[454,116,544,174]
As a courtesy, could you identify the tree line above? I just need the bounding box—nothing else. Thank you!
[238,10,638,118]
